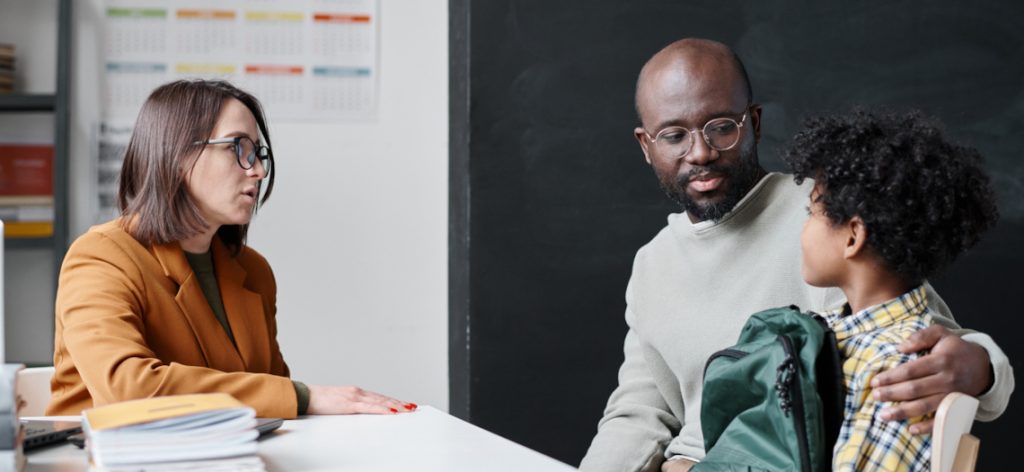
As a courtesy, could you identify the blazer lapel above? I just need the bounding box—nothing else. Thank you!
[212,239,270,372]
[152,241,246,372]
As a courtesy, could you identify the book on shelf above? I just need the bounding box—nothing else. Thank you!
[0,144,52,197]
[0,44,13,66]
[0,144,54,238]
[3,222,52,239]
[0,205,53,223]
[83,393,265,472]
[0,196,51,206]
[0,43,12,94]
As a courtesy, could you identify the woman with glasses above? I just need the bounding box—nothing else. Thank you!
[47,80,415,418]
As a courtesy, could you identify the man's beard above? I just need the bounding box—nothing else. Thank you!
[657,143,763,222]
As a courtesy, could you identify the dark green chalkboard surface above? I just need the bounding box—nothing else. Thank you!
[450,0,1023,467]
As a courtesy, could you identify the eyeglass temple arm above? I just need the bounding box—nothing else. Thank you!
[195,137,240,145]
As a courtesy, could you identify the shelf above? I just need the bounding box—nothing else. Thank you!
[0,94,57,112]
[5,236,54,250]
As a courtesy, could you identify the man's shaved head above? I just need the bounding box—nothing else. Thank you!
[632,38,764,222]
[635,39,753,123]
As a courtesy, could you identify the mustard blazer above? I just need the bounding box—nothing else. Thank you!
[47,220,298,418]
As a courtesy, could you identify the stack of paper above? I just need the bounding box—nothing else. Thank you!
[83,393,265,471]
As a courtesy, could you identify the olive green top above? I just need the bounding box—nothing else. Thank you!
[185,250,309,415]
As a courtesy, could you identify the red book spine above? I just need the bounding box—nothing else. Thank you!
[0,144,54,196]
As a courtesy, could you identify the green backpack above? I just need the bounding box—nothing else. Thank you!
[691,306,844,472]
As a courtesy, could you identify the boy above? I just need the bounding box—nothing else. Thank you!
[784,110,999,471]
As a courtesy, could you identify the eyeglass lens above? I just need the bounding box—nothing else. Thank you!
[656,117,742,157]
[233,137,256,168]
[232,137,270,174]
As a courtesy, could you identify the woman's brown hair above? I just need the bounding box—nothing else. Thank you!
[118,79,275,254]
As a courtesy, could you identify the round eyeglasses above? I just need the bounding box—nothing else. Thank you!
[193,136,272,176]
[644,110,750,159]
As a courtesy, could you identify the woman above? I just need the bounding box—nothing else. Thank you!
[47,80,413,418]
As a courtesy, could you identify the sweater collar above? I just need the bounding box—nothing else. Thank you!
[674,172,780,234]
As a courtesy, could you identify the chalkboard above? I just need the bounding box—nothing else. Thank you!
[449,0,1024,467]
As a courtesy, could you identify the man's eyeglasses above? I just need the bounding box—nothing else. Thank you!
[193,136,272,175]
[643,108,751,159]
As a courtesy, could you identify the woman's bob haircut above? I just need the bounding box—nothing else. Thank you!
[117,79,275,254]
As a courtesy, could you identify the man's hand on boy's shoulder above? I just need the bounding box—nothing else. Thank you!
[868,325,993,434]
[662,457,697,472]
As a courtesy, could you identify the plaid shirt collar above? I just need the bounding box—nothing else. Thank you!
[822,285,928,342]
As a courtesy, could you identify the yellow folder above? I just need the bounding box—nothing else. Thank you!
[83,393,246,432]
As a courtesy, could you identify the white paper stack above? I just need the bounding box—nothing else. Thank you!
[82,393,264,471]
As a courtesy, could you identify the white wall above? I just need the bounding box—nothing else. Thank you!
[12,0,450,410]
[247,2,450,411]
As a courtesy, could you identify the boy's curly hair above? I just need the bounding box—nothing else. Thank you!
[784,109,999,285]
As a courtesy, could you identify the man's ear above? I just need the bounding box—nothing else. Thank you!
[844,216,869,259]
[750,104,762,142]
[634,127,652,165]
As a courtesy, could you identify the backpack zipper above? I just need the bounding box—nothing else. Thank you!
[777,335,811,472]
[703,348,748,379]
[810,313,845,453]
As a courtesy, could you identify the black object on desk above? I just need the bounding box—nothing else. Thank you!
[22,420,82,450]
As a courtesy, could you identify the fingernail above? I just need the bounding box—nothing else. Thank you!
[405,403,417,410]
[389,407,398,413]
[909,426,919,434]
[879,409,891,421]
[870,378,880,387]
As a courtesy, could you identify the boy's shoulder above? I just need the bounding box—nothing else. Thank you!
[828,287,935,362]
[855,311,934,353]
[840,308,935,382]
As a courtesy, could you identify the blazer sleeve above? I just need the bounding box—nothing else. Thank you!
[923,282,1014,420]
[57,232,299,418]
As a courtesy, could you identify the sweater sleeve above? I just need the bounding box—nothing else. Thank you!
[292,381,310,415]
[579,283,679,472]
[923,282,1014,420]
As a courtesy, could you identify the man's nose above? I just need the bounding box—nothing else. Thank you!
[684,133,718,166]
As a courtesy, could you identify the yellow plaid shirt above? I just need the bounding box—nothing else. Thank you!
[822,286,934,471]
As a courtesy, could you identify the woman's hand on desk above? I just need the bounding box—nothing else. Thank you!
[307,385,417,415]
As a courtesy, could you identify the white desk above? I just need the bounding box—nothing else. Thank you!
[26,406,578,471]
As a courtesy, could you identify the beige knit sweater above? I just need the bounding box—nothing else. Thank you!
[579,173,1014,472]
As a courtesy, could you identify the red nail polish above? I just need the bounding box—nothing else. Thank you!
[404,403,416,410]
[389,407,398,413]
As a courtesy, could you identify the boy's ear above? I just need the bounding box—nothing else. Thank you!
[844,216,869,259]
